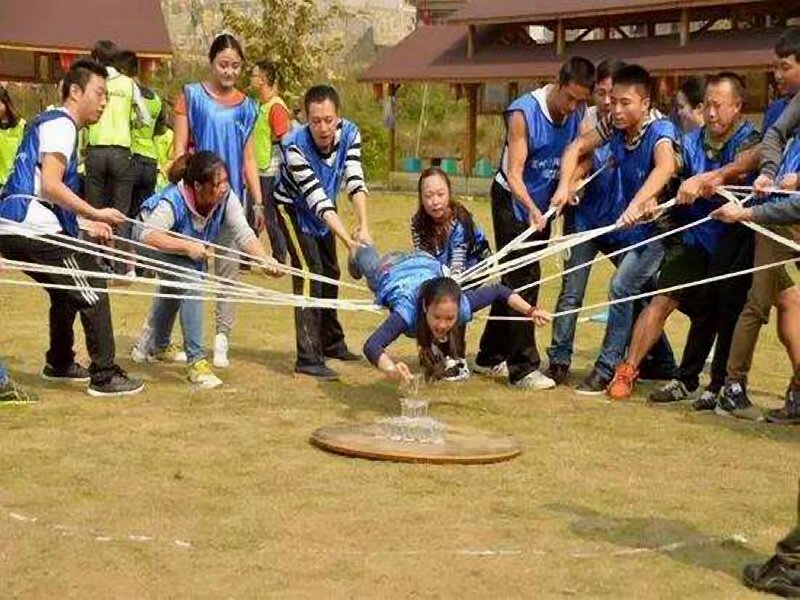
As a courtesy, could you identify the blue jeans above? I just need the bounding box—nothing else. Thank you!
[594,241,673,379]
[548,236,616,366]
[0,359,7,383]
[147,253,206,363]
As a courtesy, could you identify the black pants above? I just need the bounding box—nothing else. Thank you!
[0,234,118,383]
[131,155,157,218]
[259,176,289,264]
[285,208,349,367]
[85,145,135,274]
[476,181,550,383]
[677,225,754,392]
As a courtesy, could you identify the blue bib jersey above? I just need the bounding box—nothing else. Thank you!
[0,109,80,236]
[140,183,229,270]
[279,120,359,238]
[679,120,760,254]
[373,251,473,336]
[183,83,258,202]
[498,91,585,221]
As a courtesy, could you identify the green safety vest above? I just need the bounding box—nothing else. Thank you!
[88,70,135,147]
[0,118,25,185]
[154,127,174,191]
[254,95,288,171]
[131,90,162,160]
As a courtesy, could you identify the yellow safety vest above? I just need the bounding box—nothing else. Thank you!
[0,118,25,185]
[254,95,289,171]
[88,70,135,147]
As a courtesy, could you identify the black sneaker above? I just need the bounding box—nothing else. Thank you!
[546,363,570,386]
[766,388,800,425]
[324,349,361,362]
[0,378,38,404]
[648,379,691,403]
[41,362,90,383]
[692,389,719,412]
[87,367,144,397]
[715,381,764,421]
[575,368,611,396]
[743,556,800,597]
[294,364,340,381]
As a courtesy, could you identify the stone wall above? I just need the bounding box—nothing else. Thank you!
[160,0,415,61]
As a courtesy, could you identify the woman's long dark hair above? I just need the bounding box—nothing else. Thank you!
[415,276,466,382]
[412,167,478,254]
[0,86,20,129]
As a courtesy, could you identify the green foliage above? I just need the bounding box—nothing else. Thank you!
[221,0,344,105]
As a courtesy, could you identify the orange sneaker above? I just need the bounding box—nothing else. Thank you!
[608,362,638,400]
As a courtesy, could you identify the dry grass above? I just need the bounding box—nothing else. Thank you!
[0,193,797,599]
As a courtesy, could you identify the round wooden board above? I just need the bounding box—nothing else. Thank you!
[310,422,523,464]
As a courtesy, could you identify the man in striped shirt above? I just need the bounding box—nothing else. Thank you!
[274,84,371,380]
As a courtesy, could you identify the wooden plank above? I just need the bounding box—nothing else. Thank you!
[680,8,690,46]
[556,19,566,55]
[310,422,523,465]
[467,24,475,60]
[389,83,400,173]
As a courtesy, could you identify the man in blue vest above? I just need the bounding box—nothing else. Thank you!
[274,85,371,380]
[0,59,143,397]
[553,64,681,395]
[605,73,760,402]
[474,57,595,390]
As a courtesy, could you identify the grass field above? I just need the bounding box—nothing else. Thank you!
[0,193,797,599]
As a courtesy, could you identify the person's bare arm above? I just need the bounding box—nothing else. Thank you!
[172,112,189,160]
[505,112,544,230]
[243,136,265,231]
[551,128,603,213]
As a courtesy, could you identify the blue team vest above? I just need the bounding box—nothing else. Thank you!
[430,219,490,270]
[502,92,585,221]
[763,97,789,132]
[680,120,758,253]
[0,109,80,237]
[574,142,616,235]
[140,183,229,268]
[605,118,679,246]
[374,252,472,336]
[183,83,258,202]
[281,119,359,238]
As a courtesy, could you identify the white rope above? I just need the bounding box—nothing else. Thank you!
[720,185,800,196]
[0,218,379,311]
[513,195,742,295]
[3,194,368,293]
[484,255,799,321]
[0,275,382,311]
[457,166,610,283]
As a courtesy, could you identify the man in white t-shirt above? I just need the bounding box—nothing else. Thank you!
[0,59,144,397]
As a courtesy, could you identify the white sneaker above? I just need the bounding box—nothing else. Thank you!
[473,360,509,379]
[510,370,556,390]
[131,345,148,363]
[442,358,471,382]
[213,333,230,368]
[131,343,187,364]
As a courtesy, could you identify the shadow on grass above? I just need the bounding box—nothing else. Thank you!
[545,503,766,578]
[317,379,400,420]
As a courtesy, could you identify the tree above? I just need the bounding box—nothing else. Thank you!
[222,0,344,102]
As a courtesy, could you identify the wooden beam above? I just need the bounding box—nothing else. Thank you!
[694,19,716,36]
[574,28,593,42]
[466,84,479,177]
[389,83,400,173]
[646,22,655,37]
[508,81,519,105]
[680,8,690,46]
[467,24,475,60]
[613,26,630,39]
[555,19,565,56]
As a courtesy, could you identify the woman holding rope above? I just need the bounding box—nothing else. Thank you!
[350,244,549,384]
[133,151,282,389]
[410,167,491,380]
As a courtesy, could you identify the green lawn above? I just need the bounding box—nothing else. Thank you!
[0,193,796,598]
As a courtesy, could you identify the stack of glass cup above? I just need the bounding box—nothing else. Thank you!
[376,396,446,444]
